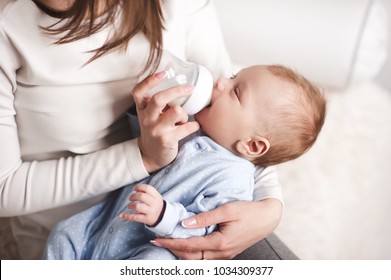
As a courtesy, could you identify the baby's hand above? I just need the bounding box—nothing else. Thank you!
[120,184,164,227]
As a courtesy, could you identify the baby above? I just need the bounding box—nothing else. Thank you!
[43,65,326,260]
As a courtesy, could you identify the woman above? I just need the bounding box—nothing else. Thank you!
[0,0,283,259]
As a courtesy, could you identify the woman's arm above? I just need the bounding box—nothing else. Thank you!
[0,19,151,216]
[0,75,197,217]
[0,31,197,217]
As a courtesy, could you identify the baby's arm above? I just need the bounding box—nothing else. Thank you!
[120,181,253,239]
[149,186,253,239]
[118,184,208,236]
[120,157,254,239]
[119,184,164,227]
[149,166,254,239]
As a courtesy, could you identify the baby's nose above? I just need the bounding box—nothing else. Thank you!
[211,82,223,102]
[215,77,225,93]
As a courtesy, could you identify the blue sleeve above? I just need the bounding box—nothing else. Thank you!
[146,163,254,238]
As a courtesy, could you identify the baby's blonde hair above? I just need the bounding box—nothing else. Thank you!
[254,65,326,166]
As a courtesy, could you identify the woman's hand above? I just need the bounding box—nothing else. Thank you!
[132,71,200,173]
[153,198,283,260]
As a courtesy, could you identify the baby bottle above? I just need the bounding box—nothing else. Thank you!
[148,52,213,115]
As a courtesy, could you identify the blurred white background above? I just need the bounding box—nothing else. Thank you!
[275,0,391,259]
[214,0,391,259]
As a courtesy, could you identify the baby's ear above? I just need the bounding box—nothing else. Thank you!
[236,136,270,160]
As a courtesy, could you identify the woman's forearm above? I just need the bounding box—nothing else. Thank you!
[0,139,148,216]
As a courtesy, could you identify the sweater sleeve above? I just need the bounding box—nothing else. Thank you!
[0,27,148,217]
[253,166,283,203]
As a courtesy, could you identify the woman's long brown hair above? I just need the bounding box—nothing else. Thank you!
[39,0,164,73]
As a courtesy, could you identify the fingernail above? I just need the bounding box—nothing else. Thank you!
[150,240,162,247]
[184,85,194,93]
[154,71,167,80]
[181,218,196,228]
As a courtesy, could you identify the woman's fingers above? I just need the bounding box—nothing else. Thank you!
[173,121,200,142]
[153,231,237,260]
[153,204,239,256]
[181,203,236,229]
[168,248,236,260]
[132,71,167,110]
[132,71,193,121]
[155,232,222,252]
[158,105,188,127]
[142,85,193,122]
[151,106,199,142]
[137,111,198,172]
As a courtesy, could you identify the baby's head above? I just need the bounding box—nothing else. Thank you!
[195,65,326,166]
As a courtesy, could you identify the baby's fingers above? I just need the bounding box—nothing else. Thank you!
[134,184,160,196]
[129,191,154,206]
[128,201,149,214]
[119,213,147,224]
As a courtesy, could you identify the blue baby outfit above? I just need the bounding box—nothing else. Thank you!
[43,135,256,260]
